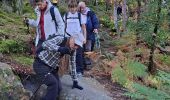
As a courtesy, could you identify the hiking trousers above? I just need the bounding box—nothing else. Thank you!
[33,58,62,100]
[85,40,95,51]
[76,46,84,74]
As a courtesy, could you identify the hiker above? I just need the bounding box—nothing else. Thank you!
[78,1,99,52]
[78,1,99,69]
[24,0,65,99]
[25,0,64,47]
[63,0,87,76]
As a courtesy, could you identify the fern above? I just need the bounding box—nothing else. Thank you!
[125,83,170,100]
[125,60,147,78]
[112,66,129,86]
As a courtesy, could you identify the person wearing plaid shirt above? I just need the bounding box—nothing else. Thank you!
[38,35,80,83]
[34,35,83,100]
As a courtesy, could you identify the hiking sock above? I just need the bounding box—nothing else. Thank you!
[72,81,83,90]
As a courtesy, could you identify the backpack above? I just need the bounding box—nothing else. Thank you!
[64,12,81,36]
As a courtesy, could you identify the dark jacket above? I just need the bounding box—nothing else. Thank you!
[86,10,99,41]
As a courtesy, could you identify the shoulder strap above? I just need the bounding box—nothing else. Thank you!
[50,6,58,30]
[78,12,81,27]
[64,12,71,37]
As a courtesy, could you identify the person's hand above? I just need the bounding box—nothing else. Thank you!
[58,46,71,55]
[69,37,75,49]
[83,39,86,44]
[23,17,29,26]
[93,29,98,33]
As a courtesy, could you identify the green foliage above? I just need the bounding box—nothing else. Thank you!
[125,60,147,78]
[125,83,170,100]
[12,55,34,66]
[0,13,15,23]
[127,0,169,47]
[112,66,129,86]
[100,16,115,31]
[58,6,67,16]
[103,52,114,61]
[155,54,170,66]
[0,39,26,54]
[112,60,147,86]
[156,70,170,95]
[156,70,170,85]
[0,10,21,24]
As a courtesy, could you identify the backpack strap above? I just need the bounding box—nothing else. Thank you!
[50,6,58,31]
[64,12,71,37]
[78,12,81,27]
[64,12,82,37]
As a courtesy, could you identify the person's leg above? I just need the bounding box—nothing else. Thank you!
[51,69,62,95]
[42,74,59,100]
[76,46,84,74]
[33,59,59,100]
[85,40,92,51]
[84,40,92,67]
[91,40,95,51]
[70,50,83,90]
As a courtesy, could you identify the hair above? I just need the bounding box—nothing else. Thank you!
[68,0,78,8]
[78,1,86,7]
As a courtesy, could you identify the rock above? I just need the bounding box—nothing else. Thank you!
[59,75,113,100]
[0,62,112,100]
[0,62,31,99]
[0,53,3,60]
[165,46,170,52]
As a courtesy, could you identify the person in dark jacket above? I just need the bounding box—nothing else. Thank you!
[78,1,99,52]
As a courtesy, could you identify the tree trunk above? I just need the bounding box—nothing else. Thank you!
[136,0,141,45]
[148,0,162,74]
[113,0,119,36]
[122,0,127,33]
[94,0,98,6]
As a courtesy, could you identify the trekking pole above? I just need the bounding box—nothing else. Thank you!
[95,32,102,55]
[24,17,30,34]
[29,68,54,100]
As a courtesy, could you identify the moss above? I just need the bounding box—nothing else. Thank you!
[0,39,27,54]
[12,55,34,66]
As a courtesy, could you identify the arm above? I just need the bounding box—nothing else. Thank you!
[90,11,99,30]
[28,19,39,27]
[54,8,65,36]
[28,7,40,27]
[81,14,87,43]
[81,24,87,43]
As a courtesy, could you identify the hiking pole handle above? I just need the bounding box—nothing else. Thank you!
[24,17,30,34]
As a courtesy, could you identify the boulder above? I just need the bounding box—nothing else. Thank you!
[0,62,31,100]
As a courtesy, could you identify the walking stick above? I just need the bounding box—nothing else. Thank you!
[24,17,30,34]
[29,69,54,100]
[95,32,102,55]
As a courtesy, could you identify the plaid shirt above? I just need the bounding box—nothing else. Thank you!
[38,36,78,81]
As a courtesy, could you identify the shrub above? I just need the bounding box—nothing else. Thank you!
[0,39,27,54]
